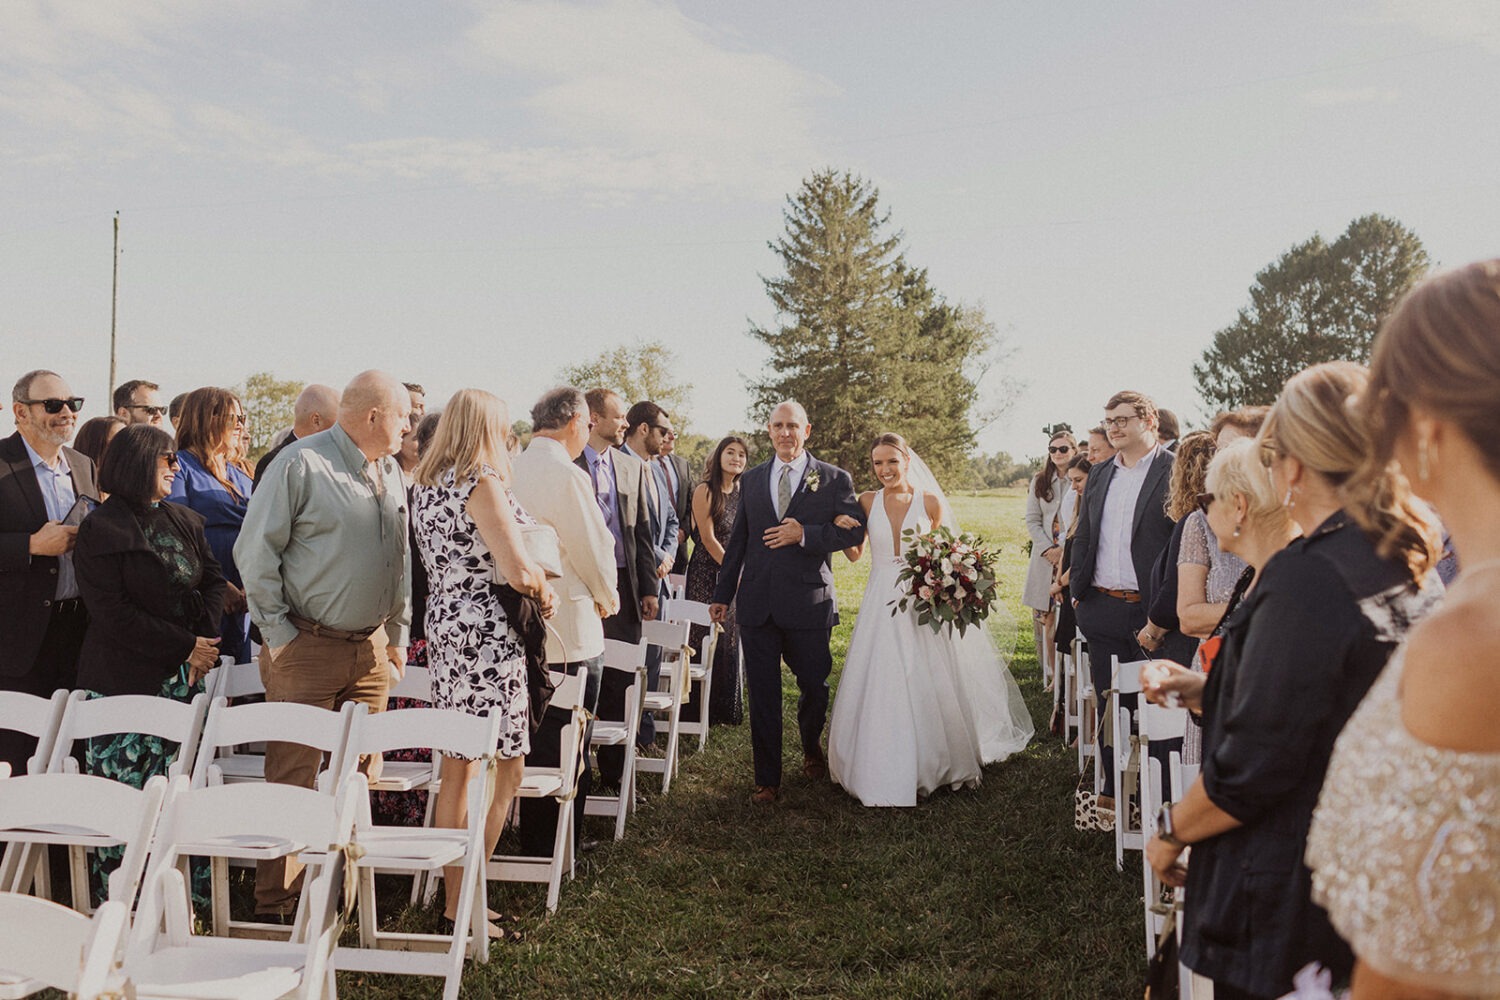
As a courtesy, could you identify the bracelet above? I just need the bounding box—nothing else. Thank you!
[1157,802,1188,849]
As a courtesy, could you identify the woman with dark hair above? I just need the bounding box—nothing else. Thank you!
[1048,453,1091,733]
[1143,362,1443,999]
[1023,429,1077,686]
[73,416,125,471]
[1307,260,1500,998]
[74,423,224,901]
[167,388,254,662]
[685,435,749,724]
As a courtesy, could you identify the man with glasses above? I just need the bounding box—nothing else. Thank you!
[1068,390,1175,819]
[0,370,99,773]
[112,379,165,426]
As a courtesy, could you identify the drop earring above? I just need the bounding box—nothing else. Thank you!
[1233,521,1242,539]
[1282,488,1295,510]
[1417,439,1432,481]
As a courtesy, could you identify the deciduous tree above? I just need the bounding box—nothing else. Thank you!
[558,340,692,428]
[237,371,304,460]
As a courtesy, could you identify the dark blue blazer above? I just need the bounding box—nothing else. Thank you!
[711,454,864,630]
[1068,448,1175,606]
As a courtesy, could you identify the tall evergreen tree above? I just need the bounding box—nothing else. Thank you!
[749,169,992,484]
[1193,214,1428,410]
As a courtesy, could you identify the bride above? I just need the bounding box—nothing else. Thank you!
[828,433,1033,807]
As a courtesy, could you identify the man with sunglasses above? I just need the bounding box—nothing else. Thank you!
[0,370,100,773]
[112,379,165,427]
[1068,389,1176,819]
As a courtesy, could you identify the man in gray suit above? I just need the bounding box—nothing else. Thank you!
[578,389,658,789]
[660,430,693,576]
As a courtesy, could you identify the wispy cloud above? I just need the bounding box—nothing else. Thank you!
[1375,0,1500,53]
[1301,86,1399,106]
[0,0,834,201]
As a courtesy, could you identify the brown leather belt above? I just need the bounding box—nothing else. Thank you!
[288,614,382,642]
[1094,587,1142,604]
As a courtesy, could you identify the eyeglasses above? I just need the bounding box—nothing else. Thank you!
[1101,414,1138,430]
[1195,492,1215,514]
[21,397,85,414]
[160,451,179,468]
[126,404,166,417]
[232,413,247,425]
[651,425,675,437]
[1048,444,1072,454]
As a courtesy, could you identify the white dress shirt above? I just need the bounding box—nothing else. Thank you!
[1093,444,1162,592]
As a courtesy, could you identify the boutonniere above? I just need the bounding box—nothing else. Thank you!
[804,468,822,493]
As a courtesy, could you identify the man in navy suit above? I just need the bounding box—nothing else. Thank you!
[711,401,864,804]
[1069,390,1175,804]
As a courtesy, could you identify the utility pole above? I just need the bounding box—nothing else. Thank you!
[108,211,120,399]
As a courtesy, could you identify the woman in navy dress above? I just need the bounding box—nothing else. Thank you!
[167,387,254,663]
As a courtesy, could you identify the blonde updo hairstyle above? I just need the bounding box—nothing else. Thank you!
[1260,361,1438,583]
[1362,259,1500,489]
[1204,438,1289,537]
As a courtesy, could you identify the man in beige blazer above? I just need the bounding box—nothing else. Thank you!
[510,386,619,855]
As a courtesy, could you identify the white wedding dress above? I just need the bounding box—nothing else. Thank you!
[829,489,1034,807]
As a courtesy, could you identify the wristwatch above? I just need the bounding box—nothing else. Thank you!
[1156,802,1187,849]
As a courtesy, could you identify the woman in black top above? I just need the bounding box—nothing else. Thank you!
[74,424,224,901]
[1141,362,1442,1000]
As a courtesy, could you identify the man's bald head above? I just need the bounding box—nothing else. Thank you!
[293,383,340,437]
[767,399,811,462]
[769,400,808,426]
[339,370,411,460]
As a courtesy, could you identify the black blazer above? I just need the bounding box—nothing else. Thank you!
[1182,512,1438,996]
[575,449,657,624]
[1068,449,1175,606]
[665,453,693,576]
[73,497,225,697]
[711,454,864,630]
[0,432,99,678]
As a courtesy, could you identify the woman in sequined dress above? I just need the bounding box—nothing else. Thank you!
[1307,261,1500,999]
[684,436,748,724]
[1140,363,1444,1000]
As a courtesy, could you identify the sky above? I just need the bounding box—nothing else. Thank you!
[4,0,1499,463]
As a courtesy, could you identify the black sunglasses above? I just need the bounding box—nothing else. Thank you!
[1048,444,1072,454]
[160,451,179,467]
[1195,492,1215,514]
[22,397,85,414]
[127,404,167,417]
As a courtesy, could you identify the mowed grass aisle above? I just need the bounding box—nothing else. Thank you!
[344,490,1142,999]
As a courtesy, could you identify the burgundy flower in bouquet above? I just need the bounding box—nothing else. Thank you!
[890,525,1000,637]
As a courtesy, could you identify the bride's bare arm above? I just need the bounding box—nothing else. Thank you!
[924,492,943,531]
[838,492,875,561]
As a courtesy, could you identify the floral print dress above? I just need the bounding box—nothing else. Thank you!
[411,466,532,760]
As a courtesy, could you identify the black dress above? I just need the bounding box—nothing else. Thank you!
[685,484,743,724]
[1181,512,1440,998]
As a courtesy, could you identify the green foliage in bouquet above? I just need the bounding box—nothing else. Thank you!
[890,525,1000,637]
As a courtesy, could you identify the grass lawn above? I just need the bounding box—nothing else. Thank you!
[341,489,1143,999]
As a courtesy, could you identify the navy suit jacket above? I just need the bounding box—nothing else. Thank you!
[711,454,864,630]
[1068,448,1175,608]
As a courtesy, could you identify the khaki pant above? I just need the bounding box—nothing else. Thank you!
[253,626,391,916]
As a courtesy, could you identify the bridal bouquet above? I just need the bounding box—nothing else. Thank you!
[891,525,1000,637]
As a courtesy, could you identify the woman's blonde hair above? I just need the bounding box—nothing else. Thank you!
[1363,259,1500,487]
[414,389,512,487]
[1260,361,1438,582]
[1205,438,1288,536]
[1165,430,1215,522]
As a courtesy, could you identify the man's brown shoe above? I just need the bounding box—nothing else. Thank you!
[802,755,828,780]
[751,785,779,804]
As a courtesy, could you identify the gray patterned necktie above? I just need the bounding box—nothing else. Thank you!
[776,464,793,519]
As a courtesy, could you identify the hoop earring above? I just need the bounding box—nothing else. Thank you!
[1417,439,1432,482]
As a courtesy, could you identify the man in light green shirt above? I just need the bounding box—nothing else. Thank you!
[235,369,412,917]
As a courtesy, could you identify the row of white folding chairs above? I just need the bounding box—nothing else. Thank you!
[0,772,358,1000]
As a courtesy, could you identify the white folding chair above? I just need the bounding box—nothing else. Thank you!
[1072,638,1094,776]
[203,656,266,704]
[332,707,500,1000]
[665,572,686,601]
[1169,751,1206,999]
[0,690,68,779]
[660,599,719,752]
[0,895,130,1000]
[636,618,692,794]
[124,777,359,1000]
[1138,704,1188,959]
[1111,656,1148,871]
[490,670,588,913]
[584,638,648,840]
[190,698,365,937]
[0,772,169,927]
